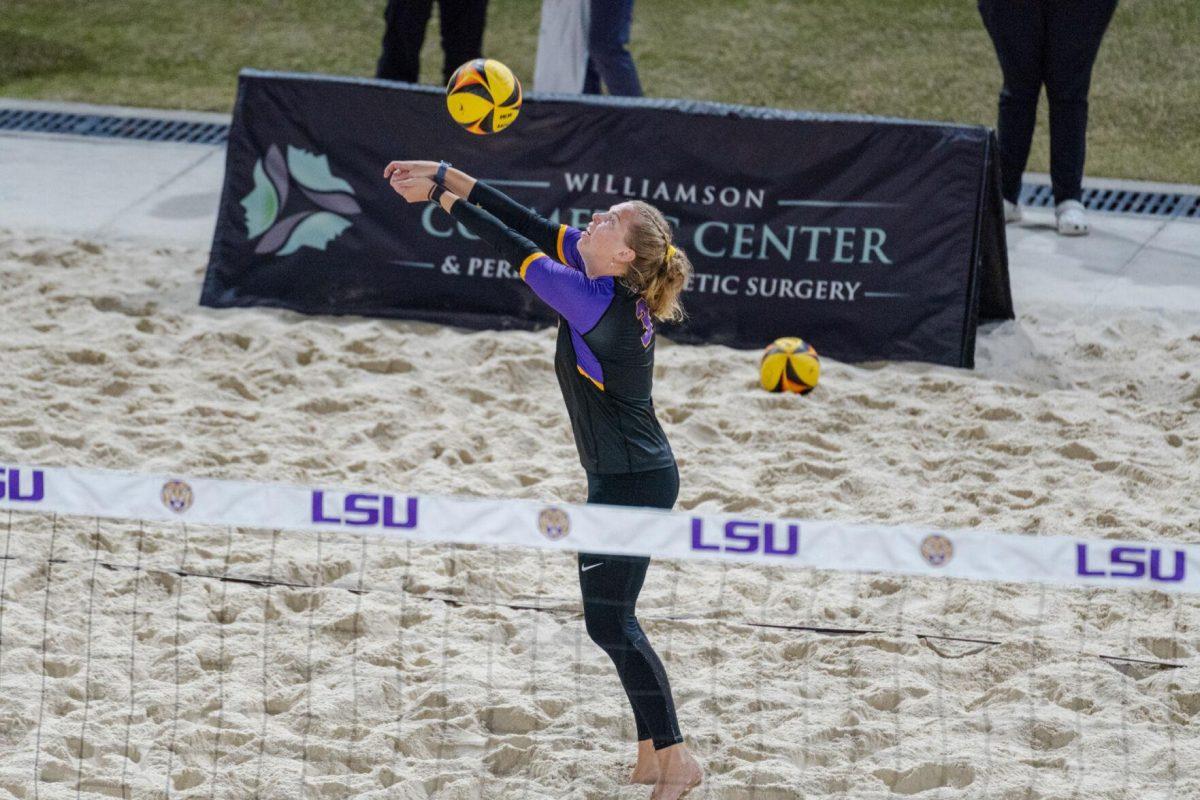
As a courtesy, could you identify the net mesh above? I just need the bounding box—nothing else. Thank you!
[0,509,1195,799]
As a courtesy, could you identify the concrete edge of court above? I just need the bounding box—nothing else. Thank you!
[4,96,1200,197]
[1,97,1197,314]
[2,97,1200,199]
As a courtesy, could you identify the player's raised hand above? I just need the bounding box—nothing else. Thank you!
[383,160,438,181]
[388,175,437,204]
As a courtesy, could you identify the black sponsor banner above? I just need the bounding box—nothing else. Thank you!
[203,69,1012,367]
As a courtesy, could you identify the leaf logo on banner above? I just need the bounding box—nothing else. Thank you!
[239,144,360,256]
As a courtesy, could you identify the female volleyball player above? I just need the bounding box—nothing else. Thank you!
[384,159,703,800]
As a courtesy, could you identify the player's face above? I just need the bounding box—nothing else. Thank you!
[580,203,635,277]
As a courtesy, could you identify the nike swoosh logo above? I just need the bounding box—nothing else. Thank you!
[581,562,603,572]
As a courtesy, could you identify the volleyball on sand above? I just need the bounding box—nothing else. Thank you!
[760,337,820,394]
[446,58,523,135]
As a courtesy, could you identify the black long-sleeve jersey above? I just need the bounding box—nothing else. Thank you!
[447,182,675,474]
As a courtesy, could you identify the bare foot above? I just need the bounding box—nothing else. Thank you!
[630,739,659,784]
[650,743,702,800]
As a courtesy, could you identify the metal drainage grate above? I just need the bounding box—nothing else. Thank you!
[2,107,1197,219]
[0,108,228,145]
[1020,182,1200,220]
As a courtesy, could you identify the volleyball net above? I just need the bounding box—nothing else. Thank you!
[0,464,1195,798]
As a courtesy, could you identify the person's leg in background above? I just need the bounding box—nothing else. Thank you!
[437,0,490,85]
[376,0,436,82]
[978,0,1047,217]
[1043,0,1118,233]
[583,0,643,96]
[582,53,600,94]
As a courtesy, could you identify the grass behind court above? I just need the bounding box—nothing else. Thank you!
[1,0,1197,183]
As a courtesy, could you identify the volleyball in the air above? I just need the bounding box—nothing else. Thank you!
[760,337,820,394]
[445,58,523,135]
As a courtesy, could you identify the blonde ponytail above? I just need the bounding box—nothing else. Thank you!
[620,201,691,323]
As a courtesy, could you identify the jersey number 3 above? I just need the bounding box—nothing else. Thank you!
[635,298,654,348]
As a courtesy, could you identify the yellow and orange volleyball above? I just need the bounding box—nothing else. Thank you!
[759,337,820,394]
[445,58,523,135]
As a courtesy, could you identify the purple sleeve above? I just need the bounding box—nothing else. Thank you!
[556,226,585,271]
[520,253,614,333]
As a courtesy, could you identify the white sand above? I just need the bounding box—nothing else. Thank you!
[0,232,1196,799]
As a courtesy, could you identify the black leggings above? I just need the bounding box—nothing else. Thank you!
[578,463,682,750]
[979,0,1118,204]
[375,0,489,85]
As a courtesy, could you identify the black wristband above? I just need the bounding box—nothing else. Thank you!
[436,160,452,185]
[428,184,446,205]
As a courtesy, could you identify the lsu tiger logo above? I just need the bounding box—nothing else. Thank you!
[161,480,194,514]
[537,507,570,541]
[920,534,954,567]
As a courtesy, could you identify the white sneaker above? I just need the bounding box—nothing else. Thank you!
[1003,199,1022,223]
[1055,199,1089,236]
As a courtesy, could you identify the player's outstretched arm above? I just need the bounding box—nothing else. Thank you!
[386,172,605,331]
[387,173,540,273]
[445,194,610,333]
[383,159,564,261]
[381,159,470,195]
[383,160,478,198]
[465,181,563,257]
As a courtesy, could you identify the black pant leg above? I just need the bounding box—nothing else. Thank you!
[579,465,682,749]
[578,554,654,742]
[578,552,683,749]
[376,0,436,82]
[1043,0,1118,203]
[978,0,1047,203]
[582,58,601,95]
[584,0,643,97]
[437,0,489,85]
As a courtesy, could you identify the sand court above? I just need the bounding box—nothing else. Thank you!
[1,114,1199,797]
[0,224,1196,798]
